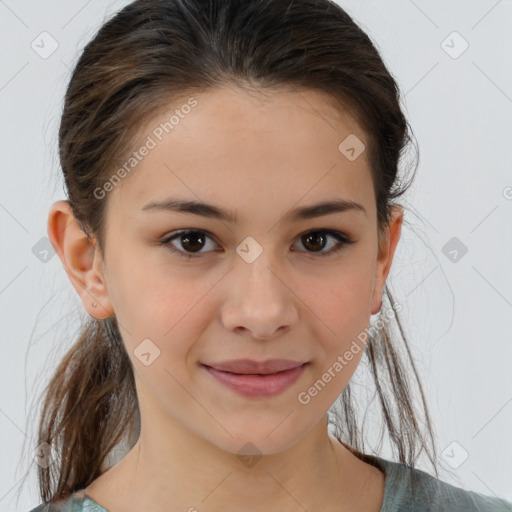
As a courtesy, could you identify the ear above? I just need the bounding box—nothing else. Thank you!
[47,200,114,319]
[370,205,403,315]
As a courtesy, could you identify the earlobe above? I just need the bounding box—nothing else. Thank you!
[370,206,404,316]
[47,200,114,319]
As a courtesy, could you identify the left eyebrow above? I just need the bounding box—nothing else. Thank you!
[141,197,367,223]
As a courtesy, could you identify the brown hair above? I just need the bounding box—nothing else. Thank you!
[22,0,447,506]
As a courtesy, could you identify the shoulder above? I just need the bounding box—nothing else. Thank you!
[365,454,512,512]
[407,468,512,511]
[28,497,73,512]
[28,490,106,512]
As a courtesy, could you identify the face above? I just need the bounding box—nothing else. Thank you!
[51,84,402,457]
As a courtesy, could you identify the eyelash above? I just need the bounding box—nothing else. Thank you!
[161,229,355,259]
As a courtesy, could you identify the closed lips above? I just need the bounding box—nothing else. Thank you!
[201,360,309,398]
[202,359,308,375]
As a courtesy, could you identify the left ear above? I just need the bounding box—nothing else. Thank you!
[370,205,403,315]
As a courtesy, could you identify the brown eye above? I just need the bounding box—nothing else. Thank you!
[179,231,207,252]
[301,232,328,252]
[162,228,354,260]
[162,229,218,258]
[293,230,354,256]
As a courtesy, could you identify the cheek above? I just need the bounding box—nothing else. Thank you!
[296,262,375,401]
[299,273,374,407]
[303,260,375,338]
[106,254,206,358]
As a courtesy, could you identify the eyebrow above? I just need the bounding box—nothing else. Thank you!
[141,197,367,222]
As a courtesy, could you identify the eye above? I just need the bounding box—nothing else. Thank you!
[292,229,355,256]
[161,229,354,259]
[162,229,219,258]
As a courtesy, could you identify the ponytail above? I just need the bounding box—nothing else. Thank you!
[36,316,139,502]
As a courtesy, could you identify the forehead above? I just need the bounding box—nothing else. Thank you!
[107,84,374,224]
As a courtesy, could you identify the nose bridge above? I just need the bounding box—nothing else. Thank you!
[221,240,298,338]
[236,242,287,307]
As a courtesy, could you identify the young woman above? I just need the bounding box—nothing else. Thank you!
[28,0,511,511]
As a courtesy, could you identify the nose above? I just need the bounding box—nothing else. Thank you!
[220,254,299,340]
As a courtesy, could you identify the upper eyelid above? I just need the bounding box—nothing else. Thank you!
[163,227,345,240]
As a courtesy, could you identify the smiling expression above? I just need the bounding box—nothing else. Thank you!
[91,83,399,455]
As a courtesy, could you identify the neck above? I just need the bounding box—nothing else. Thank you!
[86,419,384,512]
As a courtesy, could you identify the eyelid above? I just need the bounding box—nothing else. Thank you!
[161,228,355,259]
[161,229,219,257]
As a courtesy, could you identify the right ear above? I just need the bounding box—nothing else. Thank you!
[47,200,114,319]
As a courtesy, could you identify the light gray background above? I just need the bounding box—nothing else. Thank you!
[1,0,511,510]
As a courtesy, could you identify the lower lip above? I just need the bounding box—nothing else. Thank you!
[202,363,308,398]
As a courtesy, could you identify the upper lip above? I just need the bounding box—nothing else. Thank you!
[203,359,307,375]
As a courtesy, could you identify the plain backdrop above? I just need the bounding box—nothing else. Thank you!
[0,0,511,510]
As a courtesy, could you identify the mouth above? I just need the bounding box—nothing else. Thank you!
[201,360,309,398]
